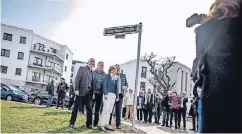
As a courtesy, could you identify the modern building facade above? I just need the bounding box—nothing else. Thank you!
[70,60,87,85]
[120,59,194,98]
[1,24,73,92]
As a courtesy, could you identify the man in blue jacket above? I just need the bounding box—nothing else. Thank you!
[92,61,106,128]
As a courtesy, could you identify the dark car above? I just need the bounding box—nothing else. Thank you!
[29,90,70,107]
[1,83,29,102]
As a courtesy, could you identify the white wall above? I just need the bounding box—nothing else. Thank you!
[62,46,73,85]
[1,24,33,87]
[120,60,193,97]
[71,61,87,83]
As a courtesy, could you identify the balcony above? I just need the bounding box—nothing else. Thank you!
[26,78,48,85]
[28,63,63,74]
[30,43,64,61]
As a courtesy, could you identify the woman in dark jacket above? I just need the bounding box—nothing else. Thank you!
[192,0,242,133]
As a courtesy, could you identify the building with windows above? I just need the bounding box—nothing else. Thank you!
[70,60,87,85]
[1,24,73,92]
[119,59,194,98]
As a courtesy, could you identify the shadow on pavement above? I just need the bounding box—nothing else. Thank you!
[157,126,195,133]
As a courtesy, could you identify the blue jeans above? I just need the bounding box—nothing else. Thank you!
[47,95,53,107]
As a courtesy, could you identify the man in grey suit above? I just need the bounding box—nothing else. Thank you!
[69,58,95,129]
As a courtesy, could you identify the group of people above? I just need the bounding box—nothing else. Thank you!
[45,77,69,109]
[69,58,128,131]
[134,89,192,130]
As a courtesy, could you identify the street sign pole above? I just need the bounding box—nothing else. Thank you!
[132,22,143,129]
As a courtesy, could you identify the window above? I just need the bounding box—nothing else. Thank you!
[1,66,8,73]
[1,49,10,57]
[34,57,43,66]
[181,70,184,92]
[20,36,26,44]
[185,72,188,92]
[15,68,22,76]
[141,66,147,78]
[70,79,73,83]
[17,52,24,60]
[140,82,146,89]
[1,83,11,90]
[66,54,68,60]
[71,73,73,77]
[71,66,74,72]
[3,33,12,41]
[155,69,158,74]
[65,66,67,72]
[32,72,41,82]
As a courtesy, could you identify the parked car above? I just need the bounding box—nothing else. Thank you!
[1,83,29,102]
[29,90,70,107]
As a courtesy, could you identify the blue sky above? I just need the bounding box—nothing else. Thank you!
[2,0,73,36]
[1,0,213,70]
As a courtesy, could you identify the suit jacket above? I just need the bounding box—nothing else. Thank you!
[143,93,154,109]
[119,73,128,96]
[75,66,95,96]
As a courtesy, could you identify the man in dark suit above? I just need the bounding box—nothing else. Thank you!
[109,64,128,129]
[69,58,95,129]
[56,78,69,109]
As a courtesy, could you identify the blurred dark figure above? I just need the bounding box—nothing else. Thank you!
[161,91,172,127]
[191,0,242,133]
[189,96,198,132]
[136,91,144,121]
[68,84,75,110]
[143,88,154,124]
[178,92,188,130]
[154,93,162,124]
[56,78,69,109]
[46,80,55,108]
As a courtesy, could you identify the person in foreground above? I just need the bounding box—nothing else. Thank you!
[69,58,95,129]
[99,66,119,131]
[192,0,242,132]
[92,61,106,128]
[109,64,128,129]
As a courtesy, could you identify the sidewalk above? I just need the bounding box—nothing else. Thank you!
[122,119,194,134]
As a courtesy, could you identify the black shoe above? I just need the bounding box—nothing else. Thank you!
[189,128,196,131]
[116,126,121,129]
[69,124,75,129]
[161,124,165,126]
[86,126,93,129]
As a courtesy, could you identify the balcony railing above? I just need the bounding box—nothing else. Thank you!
[28,63,63,74]
[31,43,64,61]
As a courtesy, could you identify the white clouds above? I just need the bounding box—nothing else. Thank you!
[48,0,213,71]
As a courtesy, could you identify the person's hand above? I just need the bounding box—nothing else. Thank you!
[104,95,108,100]
[75,91,79,96]
[116,98,119,102]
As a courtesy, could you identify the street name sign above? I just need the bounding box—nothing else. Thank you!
[103,24,139,36]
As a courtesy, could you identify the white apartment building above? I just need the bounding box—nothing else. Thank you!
[1,24,73,92]
[70,60,87,84]
[120,59,194,98]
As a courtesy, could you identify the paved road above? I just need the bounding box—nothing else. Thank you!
[122,117,195,134]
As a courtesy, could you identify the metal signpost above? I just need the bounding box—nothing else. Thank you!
[103,22,143,129]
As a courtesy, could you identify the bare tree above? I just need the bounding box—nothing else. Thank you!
[142,52,176,96]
